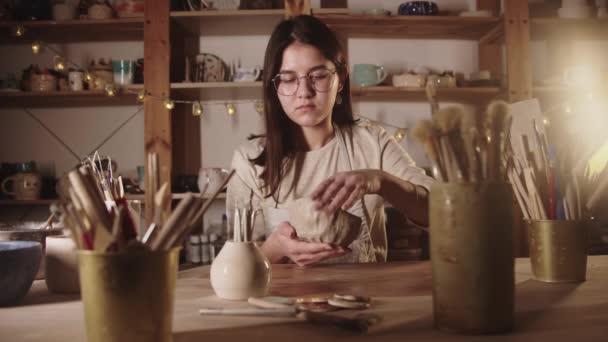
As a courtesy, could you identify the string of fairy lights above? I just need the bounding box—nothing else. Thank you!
[12,23,410,142]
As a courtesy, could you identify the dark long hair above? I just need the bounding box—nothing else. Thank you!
[252,15,356,199]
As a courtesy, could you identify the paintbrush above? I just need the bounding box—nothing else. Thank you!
[434,106,466,182]
[412,119,445,181]
[486,101,509,181]
[460,105,481,182]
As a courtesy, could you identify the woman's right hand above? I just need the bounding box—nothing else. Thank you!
[261,222,348,266]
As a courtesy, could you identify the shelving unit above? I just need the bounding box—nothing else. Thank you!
[351,86,503,102]
[0,18,144,43]
[0,90,138,107]
[0,18,144,107]
[142,0,533,224]
[316,14,502,40]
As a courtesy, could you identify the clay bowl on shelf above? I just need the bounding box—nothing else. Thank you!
[0,241,42,306]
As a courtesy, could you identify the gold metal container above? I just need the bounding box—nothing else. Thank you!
[430,183,514,334]
[77,248,180,342]
[527,220,589,283]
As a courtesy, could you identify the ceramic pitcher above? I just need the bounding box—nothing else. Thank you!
[210,241,271,300]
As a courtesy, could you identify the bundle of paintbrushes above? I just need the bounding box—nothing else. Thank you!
[508,120,608,221]
[413,101,512,183]
[59,153,236,252]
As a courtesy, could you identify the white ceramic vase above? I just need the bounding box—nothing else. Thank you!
[210,241,271,300]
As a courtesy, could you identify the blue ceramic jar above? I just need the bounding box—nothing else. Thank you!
[398,1,439,16]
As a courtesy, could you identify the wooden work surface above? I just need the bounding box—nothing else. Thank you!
[1,256,607,341]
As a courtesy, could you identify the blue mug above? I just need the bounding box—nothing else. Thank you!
[353,64,388,87]
[398,1,439,16]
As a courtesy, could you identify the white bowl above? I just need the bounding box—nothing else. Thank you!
[558,6,592,18]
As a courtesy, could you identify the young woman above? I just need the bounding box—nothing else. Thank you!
[226,15,434,266]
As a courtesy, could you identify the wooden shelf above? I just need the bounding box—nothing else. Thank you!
[315,15,503,40]
[163,83,502,103]
[171,8,348,36]
[531,18,608,41]
[351,86,503,102]
[0,18,144,43]
[0,90,139,108]
[126,193,226,201]
[0,199,55,205]
[171,82,262,89]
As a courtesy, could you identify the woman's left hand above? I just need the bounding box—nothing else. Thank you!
[310,169,383,215]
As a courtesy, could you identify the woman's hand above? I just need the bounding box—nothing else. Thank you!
[261,222,348,266]
[310,169,383,215]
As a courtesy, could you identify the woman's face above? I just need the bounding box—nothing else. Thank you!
[275,42,342,128]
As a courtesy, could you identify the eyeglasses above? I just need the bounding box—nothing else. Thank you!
[272,68,337,96]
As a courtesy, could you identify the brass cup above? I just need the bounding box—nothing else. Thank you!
[77,248,180,342]
[430,183,514,334]
[527,220,589,283]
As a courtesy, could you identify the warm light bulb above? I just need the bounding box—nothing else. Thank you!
[164,99,175,110]
[137,89,146,103]
[13,24,25,37]
[192,102,202,116]
[85,72,94,83]
[226,103,236,116]
[105,84,117,97]
[31,41,41,54]
[54,56,66,71]
[254,100,264,115]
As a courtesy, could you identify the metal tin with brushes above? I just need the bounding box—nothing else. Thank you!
[430,183,514,334]
[77,247,180,342]
[527,220,589,283]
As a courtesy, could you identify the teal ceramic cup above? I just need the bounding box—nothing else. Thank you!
[353,64,388,86]
[112,60,134,85]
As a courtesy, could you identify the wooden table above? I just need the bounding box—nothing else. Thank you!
[1,256,607,341]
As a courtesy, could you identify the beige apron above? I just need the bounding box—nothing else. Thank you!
[262,128,376,263]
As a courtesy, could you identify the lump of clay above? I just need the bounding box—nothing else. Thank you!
[287,197,362,248]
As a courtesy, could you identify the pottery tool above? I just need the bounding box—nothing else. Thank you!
[248,297,294,309]
[199,307,297,317]
[460,106,481,182]
[147,169,235,251]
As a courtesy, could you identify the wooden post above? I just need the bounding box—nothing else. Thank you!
[503,0,533,257]
[504,0,533,102]
[171,25,202,180]
[144,0,172,224]
[478,0,502,85]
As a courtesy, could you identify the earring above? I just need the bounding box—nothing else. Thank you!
[335,93,343,105]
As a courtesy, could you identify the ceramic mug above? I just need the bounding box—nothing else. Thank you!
[233,67,261,82]
[68,71,84,91]
[198,168,230,194]
[353,64,388,86]
[112,60,134,85]
[1,172,41,200]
